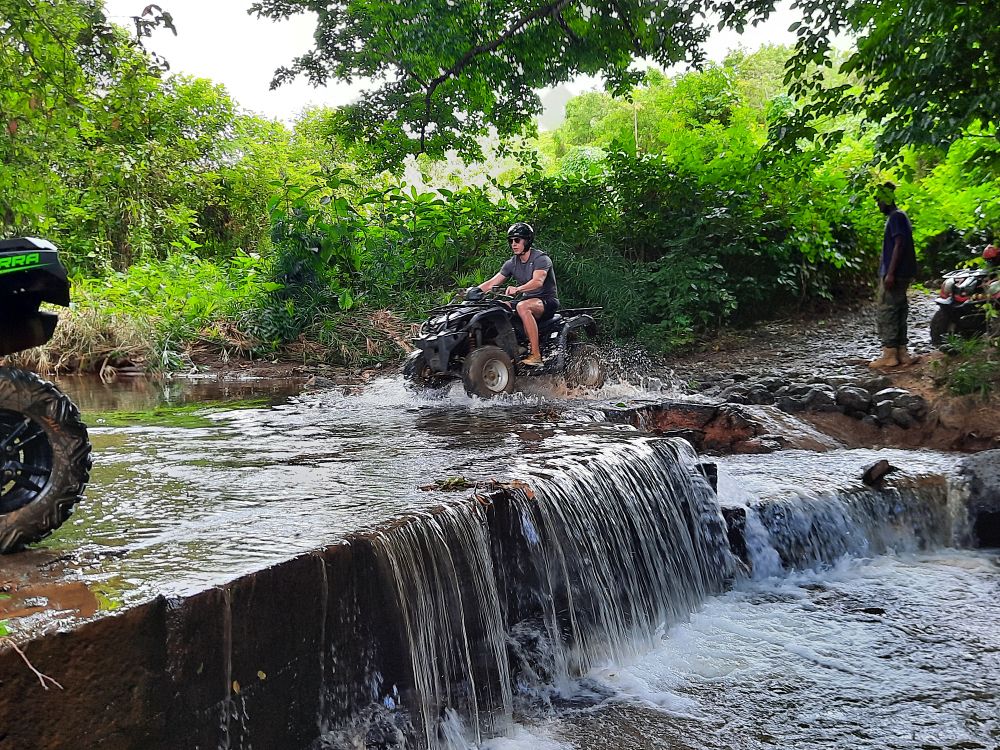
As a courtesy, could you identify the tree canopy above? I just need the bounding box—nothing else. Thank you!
[253,0,998,168]
[250,0,713,166]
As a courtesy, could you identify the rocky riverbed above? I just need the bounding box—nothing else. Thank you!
[648,292,998,451]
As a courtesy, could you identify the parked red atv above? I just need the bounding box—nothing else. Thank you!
[930,244,1000,347]
[0,238,91,553]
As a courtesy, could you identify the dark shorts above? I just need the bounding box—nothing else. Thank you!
[517,297,560,321]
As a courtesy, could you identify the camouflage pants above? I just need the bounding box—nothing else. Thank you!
[876,276,912,347]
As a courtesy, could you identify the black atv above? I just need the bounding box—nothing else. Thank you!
[0,238,91,553]
[403,287,605,398]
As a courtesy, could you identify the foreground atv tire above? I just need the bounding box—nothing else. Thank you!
[930,308,957,348]
[565,343,606,389]
[462,346,515,398]
[0,368,91,553]
[402,351,450,392]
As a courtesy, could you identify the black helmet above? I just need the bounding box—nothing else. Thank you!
[507,222,534,244]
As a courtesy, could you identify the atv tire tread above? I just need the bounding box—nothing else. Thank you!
[0,367,91,553]
[565,343,606,389]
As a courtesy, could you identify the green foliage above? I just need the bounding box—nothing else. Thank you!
[730,0,1000,158]
[74,250,278,363]
[933,334,1000,397]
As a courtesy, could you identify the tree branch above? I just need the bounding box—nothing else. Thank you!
[419,0,575,150]
[1,638,64,691]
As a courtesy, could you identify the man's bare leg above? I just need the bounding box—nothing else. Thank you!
[517,299,544,365]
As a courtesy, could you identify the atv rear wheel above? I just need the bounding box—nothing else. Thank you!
[462,346,515,398]
[402,351,450,392]
[930,307,957,348]
[0,368,91,553]
[565,343,606,389]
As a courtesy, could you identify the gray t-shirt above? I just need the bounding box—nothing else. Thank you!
[499,249,558,301]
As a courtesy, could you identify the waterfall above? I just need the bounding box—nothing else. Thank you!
[330,444,960,749]
[367,505,514,750]
[359,436,736,749]
[508,438,735,684]
[740,478,953,575]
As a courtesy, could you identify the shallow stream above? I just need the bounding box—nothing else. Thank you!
[17,375,1000,749]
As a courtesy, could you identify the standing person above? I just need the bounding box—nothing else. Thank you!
[870,182,918,368]
[478,222,559,366]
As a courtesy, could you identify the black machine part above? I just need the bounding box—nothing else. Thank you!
[0,237,71,356]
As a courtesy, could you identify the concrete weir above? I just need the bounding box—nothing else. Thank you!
[0,439,996,749]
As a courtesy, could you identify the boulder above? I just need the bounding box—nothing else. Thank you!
[835,385,872,414]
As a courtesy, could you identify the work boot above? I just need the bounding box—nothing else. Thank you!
[521,353,543,367]
[869,346,900,369]
[897,347,919,366]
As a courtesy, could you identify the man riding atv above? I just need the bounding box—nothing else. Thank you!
[478,222,556,367]
[403,222,604,398]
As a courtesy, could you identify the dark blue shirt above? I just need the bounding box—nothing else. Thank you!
[880,209,916,278]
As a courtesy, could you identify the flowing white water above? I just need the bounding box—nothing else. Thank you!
[489,549,1000,750]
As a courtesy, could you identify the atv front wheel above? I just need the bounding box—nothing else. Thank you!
[565,343,606,389]
[402,351,450,392]
[0,368,91,553]
[462,346,515,398]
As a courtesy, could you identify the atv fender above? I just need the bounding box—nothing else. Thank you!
[466,309,518,358]
[415,331,468,373]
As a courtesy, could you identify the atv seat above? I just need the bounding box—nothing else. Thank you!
[538,314,563,332]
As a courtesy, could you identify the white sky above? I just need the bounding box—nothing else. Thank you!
[103,0,800,123]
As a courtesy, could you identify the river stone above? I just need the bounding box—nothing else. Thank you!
[859,375,892,392]
[957,449,1000,547]
[823,375,863,389]
[862,414,881,428]
[890,407,914,428]
[758,376,789,392]
[892,392,928,420]
[746,386,776,405]
[720,384,751,403]
[873,399,895,421]
[872,387,910,403]
[835,385,872,414]
[775,395,807,413]
[775,383,816,399]
[803,386,838,411]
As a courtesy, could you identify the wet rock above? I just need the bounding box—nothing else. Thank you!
[892,392,928,420]
[757,376,789,392]
[802,386,838,411]
[775,383,817,399]
[858,375,892,393]
[957,449,1000,547]
[775,395,807,413]
[745,387,776,405]
[862,459,899,487]
[873,399,895,422]
[890,407,914,428]
[720,384,751,404]
[835,386,872,414]
[822,375,863,389]
[861,415,881,429]
[872,387,910,404]
[733,436,782,454]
